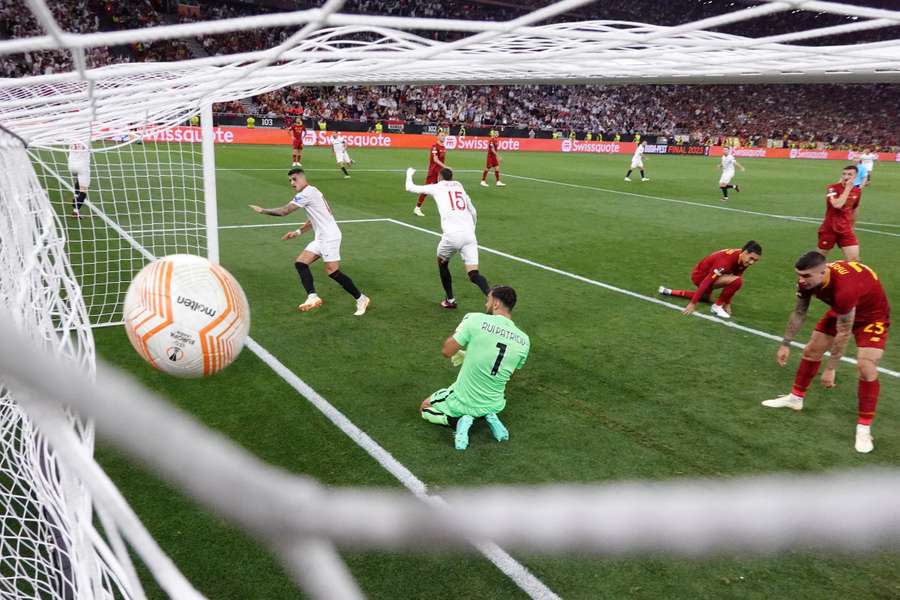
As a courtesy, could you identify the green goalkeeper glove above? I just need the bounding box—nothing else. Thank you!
[450,350,466,367]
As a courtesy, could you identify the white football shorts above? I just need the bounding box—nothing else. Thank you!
[437,232,479,266]
[719,170,735,185]
[70,165,91,189]
[335,150,351,164]
[305,236,342,262]
[630,158,643,169]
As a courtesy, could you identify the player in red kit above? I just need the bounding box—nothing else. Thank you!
[480,130,506,187]
[288,118,305,167]
[658,240,762,319]
[818,165,862,261]
[763,251,890,453]
[413,131,448,217]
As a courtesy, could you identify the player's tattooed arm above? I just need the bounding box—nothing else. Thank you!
[825,308,856,369]
[781,295,810,346]
[249,202,299,217]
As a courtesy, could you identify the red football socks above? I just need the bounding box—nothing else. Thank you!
[481,169,488,181]
[416,194,426,208]
[715,277,743,305]
[495,170,501,181]
[857,379,880,425]
[669,289,693,298]
[791,358,821,397]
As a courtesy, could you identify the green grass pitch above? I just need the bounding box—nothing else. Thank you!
[89,143,900,599]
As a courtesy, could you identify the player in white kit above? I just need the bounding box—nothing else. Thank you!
[331,133,352,179]
[249,167,370,315]
[624,141,649,182]
[404,167,491,309]
[857,148,877,183]
[719,146,746,201]
[68,140,91,218]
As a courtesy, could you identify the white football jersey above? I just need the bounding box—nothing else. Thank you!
[632,145,644,160]
[68,141,90,171]
[721,154,736,172]
[859,152,877,170]
[291,185,341,240]
[405,177,476,237]
[331,135,346,152]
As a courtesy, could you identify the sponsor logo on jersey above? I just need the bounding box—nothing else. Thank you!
[176,296,217,317]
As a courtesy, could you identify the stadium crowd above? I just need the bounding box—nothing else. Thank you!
[244,82,900,149]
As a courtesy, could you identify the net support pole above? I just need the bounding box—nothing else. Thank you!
[201,102,219,264]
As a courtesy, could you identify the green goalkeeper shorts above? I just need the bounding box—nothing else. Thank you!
[421,387,464,426]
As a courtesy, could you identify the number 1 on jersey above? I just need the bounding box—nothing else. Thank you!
[491,343,507,376]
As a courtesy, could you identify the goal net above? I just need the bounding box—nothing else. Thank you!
[1,1,900,599]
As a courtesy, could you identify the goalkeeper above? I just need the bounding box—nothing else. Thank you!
[420,286,530,450]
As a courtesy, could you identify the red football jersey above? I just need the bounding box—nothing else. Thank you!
[428,142,446,171]
[821,182,861,233]
[290,124,305,142]
[800,261,890,322]
[487,138,499,157]
[689,248,747,303]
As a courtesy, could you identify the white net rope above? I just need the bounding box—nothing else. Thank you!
[30,127,206,326]
[0,128,135,600]
[1,1,900,145]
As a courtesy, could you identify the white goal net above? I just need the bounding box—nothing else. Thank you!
[1,1,900,599]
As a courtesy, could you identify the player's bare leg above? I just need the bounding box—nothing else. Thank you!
[840,244,860,262]
[295,250,324,312]
[465,264,490,296]
[323,259,369,315]
[438,257,457,309]
[763,331,831,410]
[855,347,883,453]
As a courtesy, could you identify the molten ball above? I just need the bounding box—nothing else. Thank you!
[123,254,250,378]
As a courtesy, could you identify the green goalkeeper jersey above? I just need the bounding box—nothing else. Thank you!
[450,312,530,416]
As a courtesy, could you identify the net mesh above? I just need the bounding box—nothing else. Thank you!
[0,128,134,599]
[30,126,206,325]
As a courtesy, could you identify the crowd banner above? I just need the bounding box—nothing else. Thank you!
[140,127,900,162]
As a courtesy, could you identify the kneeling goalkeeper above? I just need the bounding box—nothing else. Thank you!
[420,285,530,450]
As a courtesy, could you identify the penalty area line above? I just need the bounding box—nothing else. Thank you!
[385,218,900,380]
[244,338,561,600]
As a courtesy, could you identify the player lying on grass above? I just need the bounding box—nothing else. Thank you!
[420,286,530,450]
[249,167,370,316]
[763,251,890,454]
[817,165,862,262]
[405,167,491,308]
[658,240,762,319]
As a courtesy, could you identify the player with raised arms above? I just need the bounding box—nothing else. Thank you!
[817,165,862,262]
[718,146,745,201]
[249,167,370,315]
[413,131,448,217]
[659,240,762,319]
[405,167,491,308]
[420,285,530,450]
[68,139,91,219]
[288,117,305,167]
[331,132,352,179]
[480,130,506,187]
[624,140,649,182]
[762,251,890,454]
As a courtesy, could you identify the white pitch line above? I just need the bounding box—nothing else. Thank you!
[245,339,560,600]
[385,218,900,379]
[501,173,900,237]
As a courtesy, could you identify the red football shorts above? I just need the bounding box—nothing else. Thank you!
[425,169,440,184]
[690,269,705,287]
[814,310,890,350]
[817,227,859,250]
[485,155,499,168]
[292,141,303,150]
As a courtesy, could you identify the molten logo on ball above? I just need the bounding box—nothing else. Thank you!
[123,254,250,378]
